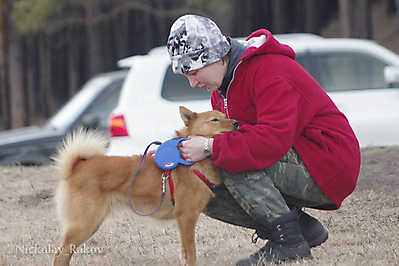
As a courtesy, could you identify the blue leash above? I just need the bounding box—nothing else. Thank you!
[128,140,163,216]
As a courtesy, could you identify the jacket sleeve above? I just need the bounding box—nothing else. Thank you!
[211,76,313,172]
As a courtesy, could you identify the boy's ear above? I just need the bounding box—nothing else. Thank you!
[179,106,196,126]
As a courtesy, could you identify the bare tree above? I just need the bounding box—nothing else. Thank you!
[396,0,399,27]
[38,33,57,117]
[8,19,26,128]
[339,0,372,38]
[271,0,286,33]
[0,0,10,129]
[81,0,106,75]
[2,0,382,130]
[304,0,319,33]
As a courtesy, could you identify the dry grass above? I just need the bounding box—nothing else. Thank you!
[1,146,399,265]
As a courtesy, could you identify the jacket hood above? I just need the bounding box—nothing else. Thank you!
[240,29,296,61]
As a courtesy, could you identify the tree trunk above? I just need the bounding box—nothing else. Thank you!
[397,0,399,27]
[304,0,319,33]
[151,0,167,47]
[8,19,26,128]
[339,0,372,38]
[271,0,287,33]
[0,0,10,129]
[352,0,372,38]
[68,26,80,96]
[38,34,55,117]
[103,18,113,70]
[339,0,351,37]
[25,35,37,124]
[85,1,105,75]
[114,9,129,60]
[231,0,251,35]
[142,12,154,52]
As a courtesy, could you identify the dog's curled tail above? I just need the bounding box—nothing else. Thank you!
[53,128,108,178]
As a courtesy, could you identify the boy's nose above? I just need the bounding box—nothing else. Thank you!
[188,77,199,88]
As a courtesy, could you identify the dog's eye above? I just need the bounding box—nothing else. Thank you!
[211,118,219,122]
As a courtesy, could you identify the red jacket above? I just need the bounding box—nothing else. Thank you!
[211,29,361,209]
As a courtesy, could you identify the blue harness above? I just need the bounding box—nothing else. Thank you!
[128,138,194,216]
[129,138,215,216]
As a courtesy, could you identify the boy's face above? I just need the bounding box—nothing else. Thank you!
[183,59,227,92]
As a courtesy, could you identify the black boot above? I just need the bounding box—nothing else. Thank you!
[252,208,328,248]
[297,208,328,248]
[236,211,312,266]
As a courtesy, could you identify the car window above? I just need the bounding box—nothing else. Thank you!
[296,55,331,90]
[161,65,211,101]
[297,52,388,92]
[47,77,112,129]
[80,79,123,130]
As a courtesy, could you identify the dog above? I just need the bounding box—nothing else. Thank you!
[52,106,238,266]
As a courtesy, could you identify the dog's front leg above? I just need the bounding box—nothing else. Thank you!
[176,212,200,266]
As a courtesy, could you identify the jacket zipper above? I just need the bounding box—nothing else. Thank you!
[223,98,229,118]
[223,60,243,119]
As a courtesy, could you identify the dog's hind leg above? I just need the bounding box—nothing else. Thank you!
[53,224,101,266]
[53,194,108,266]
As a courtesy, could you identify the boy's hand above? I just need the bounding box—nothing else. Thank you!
[179,136,211,162]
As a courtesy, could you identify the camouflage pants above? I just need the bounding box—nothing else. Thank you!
[203,148,333,228]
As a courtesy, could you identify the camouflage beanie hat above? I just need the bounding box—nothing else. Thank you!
[167,14,231,74]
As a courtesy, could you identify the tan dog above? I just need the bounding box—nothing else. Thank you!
[52,106,238,266]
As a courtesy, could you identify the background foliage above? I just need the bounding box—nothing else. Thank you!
[12,0,64,33]
[0,0,398,129]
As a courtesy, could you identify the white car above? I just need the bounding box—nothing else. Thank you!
[0,70,127,165]
[107,34,399,156]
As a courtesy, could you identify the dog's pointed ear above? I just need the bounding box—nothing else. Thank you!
[179,106,196,126]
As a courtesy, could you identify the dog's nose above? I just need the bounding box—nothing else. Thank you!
[232,120,239,129]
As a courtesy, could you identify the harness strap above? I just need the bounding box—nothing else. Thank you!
[165,168,216,206]
[164,170,175,205]
[192,169,216,191]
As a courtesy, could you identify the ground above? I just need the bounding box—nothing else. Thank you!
[1,146,399,266]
